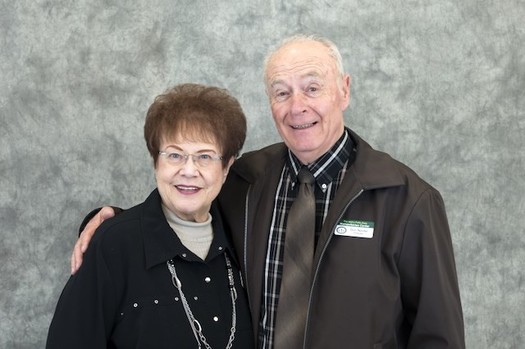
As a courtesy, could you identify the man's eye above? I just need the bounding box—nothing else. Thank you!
[273,91,289,101]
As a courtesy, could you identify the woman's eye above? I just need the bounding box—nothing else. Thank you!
[198,154,212,160]
[169,153,183,160]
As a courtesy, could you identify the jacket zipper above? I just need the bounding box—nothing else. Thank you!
[303,188,364,348]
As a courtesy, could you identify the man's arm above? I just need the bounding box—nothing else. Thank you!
[398,189,465,348]
[70,206,117,274]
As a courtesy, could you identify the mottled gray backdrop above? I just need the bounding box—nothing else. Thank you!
[1,0,524,348]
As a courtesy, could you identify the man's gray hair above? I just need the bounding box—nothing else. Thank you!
[263,34,346,89]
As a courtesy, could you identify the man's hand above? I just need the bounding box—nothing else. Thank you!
[70,206,115,274]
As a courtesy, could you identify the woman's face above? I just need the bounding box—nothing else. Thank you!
[155,137,233,222]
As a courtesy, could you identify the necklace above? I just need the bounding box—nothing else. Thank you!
[166,254,237,349]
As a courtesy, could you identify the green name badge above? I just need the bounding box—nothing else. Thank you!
[334,220,375,239]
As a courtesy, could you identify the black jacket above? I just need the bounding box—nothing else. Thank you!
[47,189,254,348]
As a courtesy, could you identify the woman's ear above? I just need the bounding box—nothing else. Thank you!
[222,157,235,182]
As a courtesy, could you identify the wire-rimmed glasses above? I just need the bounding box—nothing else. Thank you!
[158,148,223,167]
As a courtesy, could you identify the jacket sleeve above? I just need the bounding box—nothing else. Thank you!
[46,235,117,348]
[397,188,465,348]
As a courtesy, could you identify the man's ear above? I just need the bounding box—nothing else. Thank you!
[341,74,351,109]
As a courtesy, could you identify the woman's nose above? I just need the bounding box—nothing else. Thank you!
[179,156,199,176]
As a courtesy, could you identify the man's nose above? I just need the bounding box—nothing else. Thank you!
[290,93,308,114]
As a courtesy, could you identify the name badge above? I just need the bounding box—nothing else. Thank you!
[334,220,374,239]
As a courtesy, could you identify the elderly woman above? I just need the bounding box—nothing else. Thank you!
[46,84,254,348]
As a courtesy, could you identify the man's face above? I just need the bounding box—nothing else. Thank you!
[265,40,351,164]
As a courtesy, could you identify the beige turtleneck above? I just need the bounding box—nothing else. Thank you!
[161,204,213,260]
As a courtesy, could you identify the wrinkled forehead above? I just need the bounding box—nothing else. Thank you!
[266,41,338,83]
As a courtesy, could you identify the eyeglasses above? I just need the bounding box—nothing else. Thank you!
[158,149,223,167]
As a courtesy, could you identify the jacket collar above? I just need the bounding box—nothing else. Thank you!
[347,128,406,190]
[140,189,238,269]
[231,128,405,190]
[231,142,287,183]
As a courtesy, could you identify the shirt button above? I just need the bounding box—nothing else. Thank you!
[213,316,219,322]
[175,297,180,301]
[218,246,223,251]
[194,296,199,301]
[204,277,211,283]
[154,300,159,304]
[133,303,138,308]
[182,253,187,258]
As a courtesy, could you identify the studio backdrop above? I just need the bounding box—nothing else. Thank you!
[1,0,524,347]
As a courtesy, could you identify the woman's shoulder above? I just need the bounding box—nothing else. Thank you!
[91,202,144,246]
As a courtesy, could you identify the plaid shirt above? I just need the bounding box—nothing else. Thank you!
[258,129,356,348]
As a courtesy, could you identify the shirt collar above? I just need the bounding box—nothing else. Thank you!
[286,128,355,189]
[141,189,238,269]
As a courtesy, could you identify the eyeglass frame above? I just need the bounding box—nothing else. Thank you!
[158,148,224,167]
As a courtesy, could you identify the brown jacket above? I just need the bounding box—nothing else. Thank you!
[217,129,465,349]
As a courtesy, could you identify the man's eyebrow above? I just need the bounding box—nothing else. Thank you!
[269,71,322,89]
[303,71,323,82]
[269,79,285,89]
